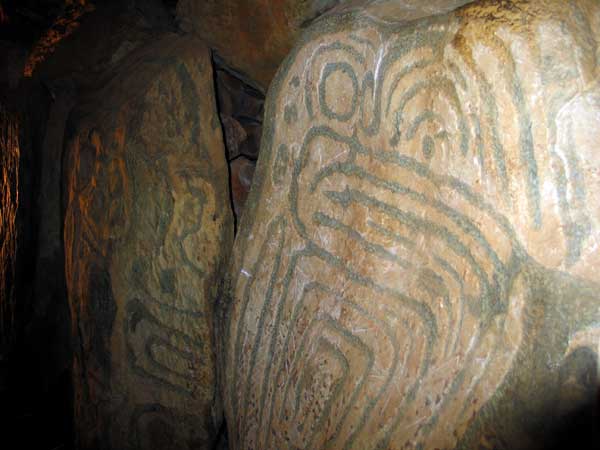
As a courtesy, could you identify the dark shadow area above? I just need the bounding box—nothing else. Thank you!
[0,88,73,450]
[211,51,265,232]
[544,401,600,450]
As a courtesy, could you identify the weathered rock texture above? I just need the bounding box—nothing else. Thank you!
[230,156,256,221]
[64,35,233,450]
[221,1,600,449]
[216,67,264,161]
[176,0,473,90]
[0,105,19,346]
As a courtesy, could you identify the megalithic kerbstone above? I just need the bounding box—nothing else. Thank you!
[64,35,234,450]
[221,1,600,449]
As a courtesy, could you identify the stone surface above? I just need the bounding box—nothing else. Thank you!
[230,156,256,221]
[221,115,248,161]
[0,105,19,346]
[177,0,473,90]
[216,68,265,121]
[64,35,233,450]
[33,1,173,90]
[221,1,600,449]
[30,81,75,394]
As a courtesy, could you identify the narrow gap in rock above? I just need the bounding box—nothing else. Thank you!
[211,52,264,234]
[212,417,229,450]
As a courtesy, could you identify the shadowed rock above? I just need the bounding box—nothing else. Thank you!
[64,35,233,450]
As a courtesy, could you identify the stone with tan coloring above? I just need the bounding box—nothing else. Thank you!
[64,35,233,450]
[221,1,600,449]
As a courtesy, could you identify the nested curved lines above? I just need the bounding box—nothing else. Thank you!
[285,317,372,450]
[142,176,211,316]
[365,219,467,357]
[383,58,436,118]
[453,314,510,419]
[74,178,112,256]
[370,151,518,288]
[322,181,500,320]
[284,122,527,446]
[349,33,377,53]
[546,93,592,267]
[373,272,525,449]
[454,45,510,199]
[289,134,437,341]
[304,41,366,119]
[454,32,542,227]
[372,148,521,246]
[309,183,511,437]
[125,298,201,395]
[405,110,447,141]
[175,184,207,276]
[262,279,407,450]
[487,34,540,228]
[252,250,317,448]
[294,336,350,424]
[172,172,217,279]
[146,335,196,378]
[255,254,426,449]
[360,28,448,137]
[229,216,286,446]
[387,75,470,158]
[379,31,513,211]
[294,125,513,320]
[287,131,442,433]
[257,259,485,450]
[324,298,407,450]
[318,61,360,122]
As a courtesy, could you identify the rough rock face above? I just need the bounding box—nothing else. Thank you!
[221,1,600,449]
[176,0,473,90]
[64,35,233,450]
[0,105,19,345]
[230,156,256,220]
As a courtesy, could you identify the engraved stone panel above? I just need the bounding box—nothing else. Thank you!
[64,35,234,450]
[222,1,600,449]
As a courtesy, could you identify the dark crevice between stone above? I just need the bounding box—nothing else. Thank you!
[1,80,75,450]
[211,51,265,235]
[212,417,229,450]
[209,47,267,450]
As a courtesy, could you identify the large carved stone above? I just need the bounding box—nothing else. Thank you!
[64,35,233,450]
[221,1,600,449]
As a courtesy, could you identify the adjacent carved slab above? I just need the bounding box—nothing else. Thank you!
[222,1,600,449]
[64,35,233,450]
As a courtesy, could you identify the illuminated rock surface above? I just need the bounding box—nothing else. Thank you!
[221,1,600,449]
[64,35,233,450]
